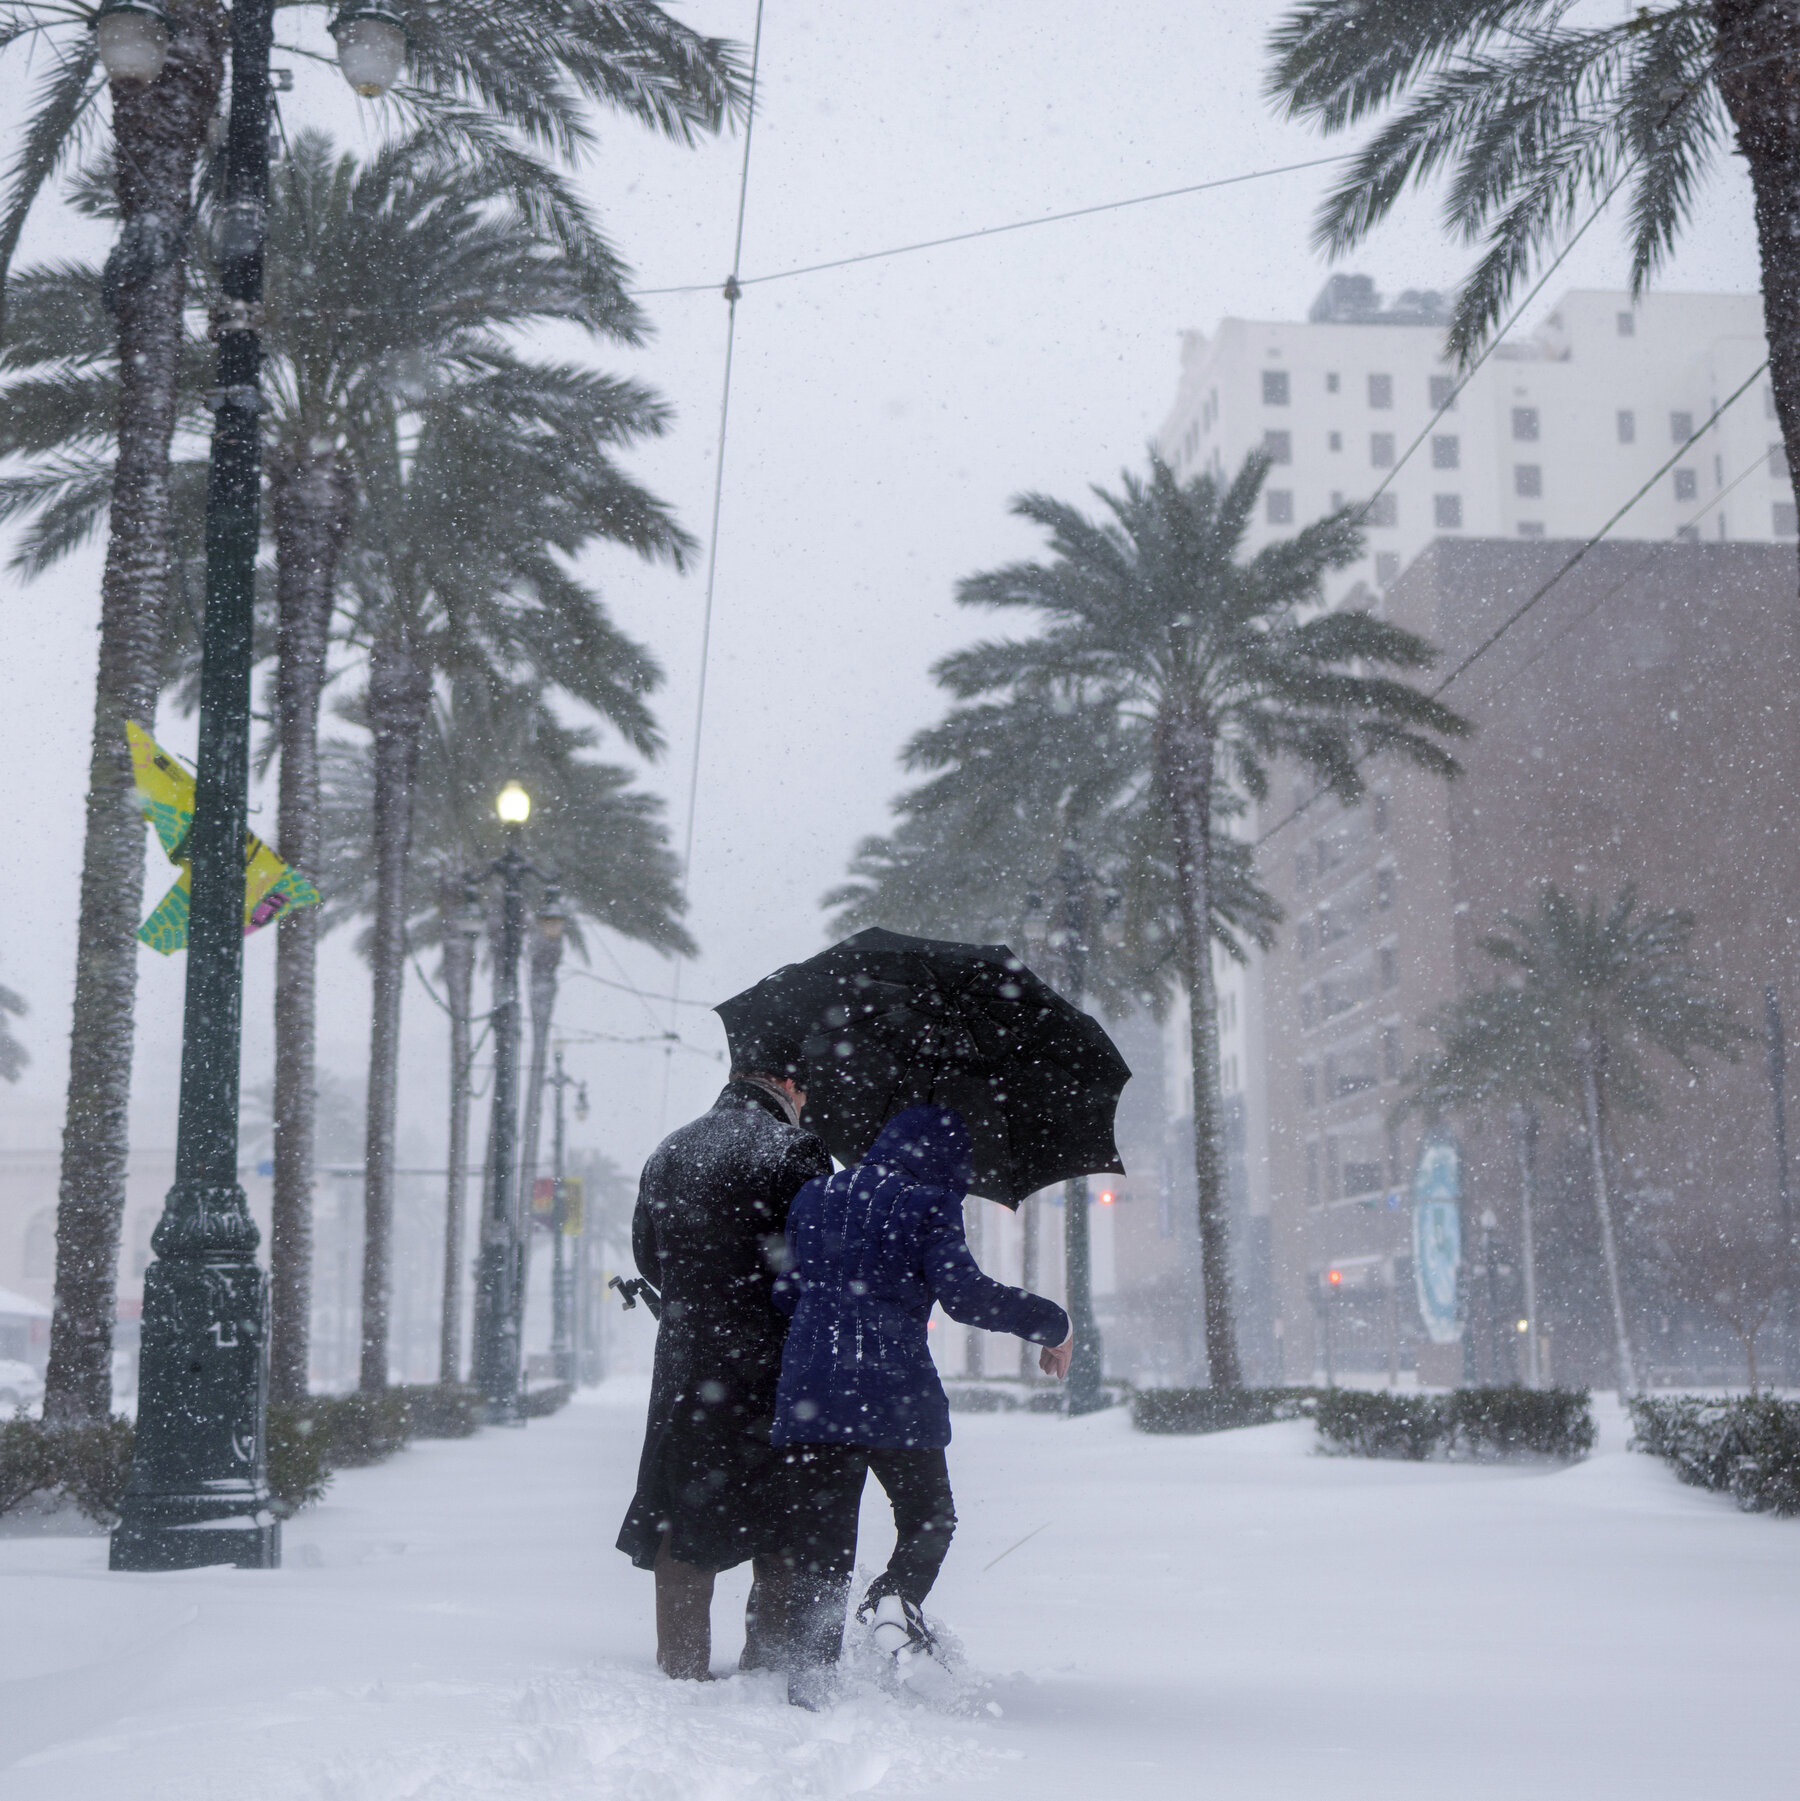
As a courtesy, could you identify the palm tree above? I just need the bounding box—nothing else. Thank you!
[325,367,690,1389]
[1265,2,1800,579]
[940,450,1467,1387]
[1,0,742,1425]
[319,676,693,1384]
[829,686,1283,1398]
[1402,883,1747,1398]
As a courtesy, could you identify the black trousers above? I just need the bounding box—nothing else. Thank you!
[779,1444,957,1669]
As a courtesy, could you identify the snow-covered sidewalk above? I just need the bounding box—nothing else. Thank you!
[3,1384,1798,1799]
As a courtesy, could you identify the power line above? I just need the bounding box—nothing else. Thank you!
[1255,358,1771,851]
[659,0,765,1128]
[629,154,1349,298]
[562,967,715,1010]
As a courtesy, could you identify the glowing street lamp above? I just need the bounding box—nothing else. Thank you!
[496,779,532,826]
[93,0,170,84]
[329,4,406,97]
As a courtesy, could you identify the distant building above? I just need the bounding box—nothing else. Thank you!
[1260,538,1800,1386]
[1143,282,1794,1383]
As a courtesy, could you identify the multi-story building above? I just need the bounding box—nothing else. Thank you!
[1263,538,1800,1386]
[1144,279,1793,1383]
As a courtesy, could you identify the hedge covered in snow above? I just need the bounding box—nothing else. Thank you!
[1629,1395,1800,1516]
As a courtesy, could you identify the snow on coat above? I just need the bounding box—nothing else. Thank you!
[616,1081,833,1572]
[771,1104,1070,1451]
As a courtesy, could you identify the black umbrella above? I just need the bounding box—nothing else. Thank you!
[714,927,1130,1206]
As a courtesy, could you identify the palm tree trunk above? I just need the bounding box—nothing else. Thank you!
[267,445,353,1405]
[42,3,226,1428]
[1055,846,1106,1413]
[512,923,561,1358]
[1016,1197,1039,1384]
[1578,1032,1639,1399]
[1511,1103,1542,1390]
[359,632,430,1392]
[1159,710,1242,1388]
[438,880,476,1385]
[1714,1,1800,597]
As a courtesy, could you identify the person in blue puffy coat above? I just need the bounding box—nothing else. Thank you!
[770,1103,1072,1703]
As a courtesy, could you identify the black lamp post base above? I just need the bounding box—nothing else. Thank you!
[110,1504,280,1572]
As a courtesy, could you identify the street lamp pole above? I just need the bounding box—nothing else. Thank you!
[1057,845,1106,1415]
[110,0,278,1573]
[545,1050,580,1384]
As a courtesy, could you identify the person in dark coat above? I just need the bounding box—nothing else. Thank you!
[616,1037,833,1680]
[770,1103,1072,1704]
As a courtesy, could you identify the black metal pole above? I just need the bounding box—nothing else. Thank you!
[1058,846,1106,1415]
[472,834,526,1420]
[111,0,278,1573]
[1765,987,1797,1389]
[549,1049,574,1384]
[1483,1216,1502,1384]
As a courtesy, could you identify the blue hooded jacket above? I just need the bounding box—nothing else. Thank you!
[771,1105,1071,1450]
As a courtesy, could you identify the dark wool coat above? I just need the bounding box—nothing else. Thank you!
[771,1105,1070,1451]
[616,1081,833,1572]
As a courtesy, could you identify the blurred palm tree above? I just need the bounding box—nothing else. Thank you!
[1401,883,1748,1398]
[936,450,1467,1387]
[1264,2,1800,563]
[0,0,742,1424]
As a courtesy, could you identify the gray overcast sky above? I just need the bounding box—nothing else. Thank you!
[0,1,1764,1179]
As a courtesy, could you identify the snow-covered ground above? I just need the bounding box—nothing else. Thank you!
[3,1383,1798,1799]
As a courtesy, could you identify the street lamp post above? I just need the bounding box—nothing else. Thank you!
[1056,846,1107,1416]
[469,782,555,1420]
[108,0,279,1573]
[1479,1207,1502,1384]
[544,1050,583,1384]
[105,0,403,1573]
[438,879,483,1385]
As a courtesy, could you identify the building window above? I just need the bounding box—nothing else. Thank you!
[1305,1143,1319,1205]
[1512,406,1540,441]
[1368,373,1393,409]
[1375,865,1395,910]
[1514,463,1543,498]
[1372,792,1390,834]
[1673,467,1698,502]
[1617,409,1636,444]
[1617,310,1635,337]
[1369,432,1395,468]
[1517,521,1546,538]
[1328,430,1342,452]
[1671,410,1694,444]
[1382,1026,1403,1080]
[1676,524,1700,544]
[24,1206,55,1279]
[1331,490,1344,511]
[1302,1064,1317,1109]
[1428,374,1456,411]
[1379,945,1399,990]
[1434,494,1463,529]
[1343,1156,1385,1195]
[1263,369,1290,406]
[1266,489,1294,524]
[1326,371,1340,394]
[1326,1137,1341,1200]
[1431,434,1460,469]
[1263,429,1293,464]
[1772,443,1790,479]
[1375,550,1400,585]
[1775,502,1798,537]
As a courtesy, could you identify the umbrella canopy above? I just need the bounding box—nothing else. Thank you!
[714,927,1130,1206]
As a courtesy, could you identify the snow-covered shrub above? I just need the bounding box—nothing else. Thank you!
[1131,1386,1321,1435]
[520,1381,573,1419]
[266,1405,334,1516]
[1315,1389,1593,1461]
[401,1383,482,1438]
[0,1416,133,1522]
[1629,1396,1800,1516]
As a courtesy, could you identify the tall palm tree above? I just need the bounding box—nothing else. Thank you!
[829,691,1283,1395]
[940,451,1467,1387]
[1,0,741,1424]
[1265,2,1800,581]
[1401,884,1747,1397]
[319,676,693,1384]
[327,371,690,1389]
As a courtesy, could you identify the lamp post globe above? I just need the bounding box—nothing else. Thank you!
[328,3,406,97]
[94,0,171,83]
[497,780,532,826]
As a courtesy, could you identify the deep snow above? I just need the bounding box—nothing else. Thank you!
[3,1384,1798,1799]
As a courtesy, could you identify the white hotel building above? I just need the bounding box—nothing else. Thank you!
[1147,277,1787,1378]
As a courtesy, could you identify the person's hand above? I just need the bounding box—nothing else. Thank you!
[1039,1332,1073,1380]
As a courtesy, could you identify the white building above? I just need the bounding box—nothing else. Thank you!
[1149,278,1786,1379]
